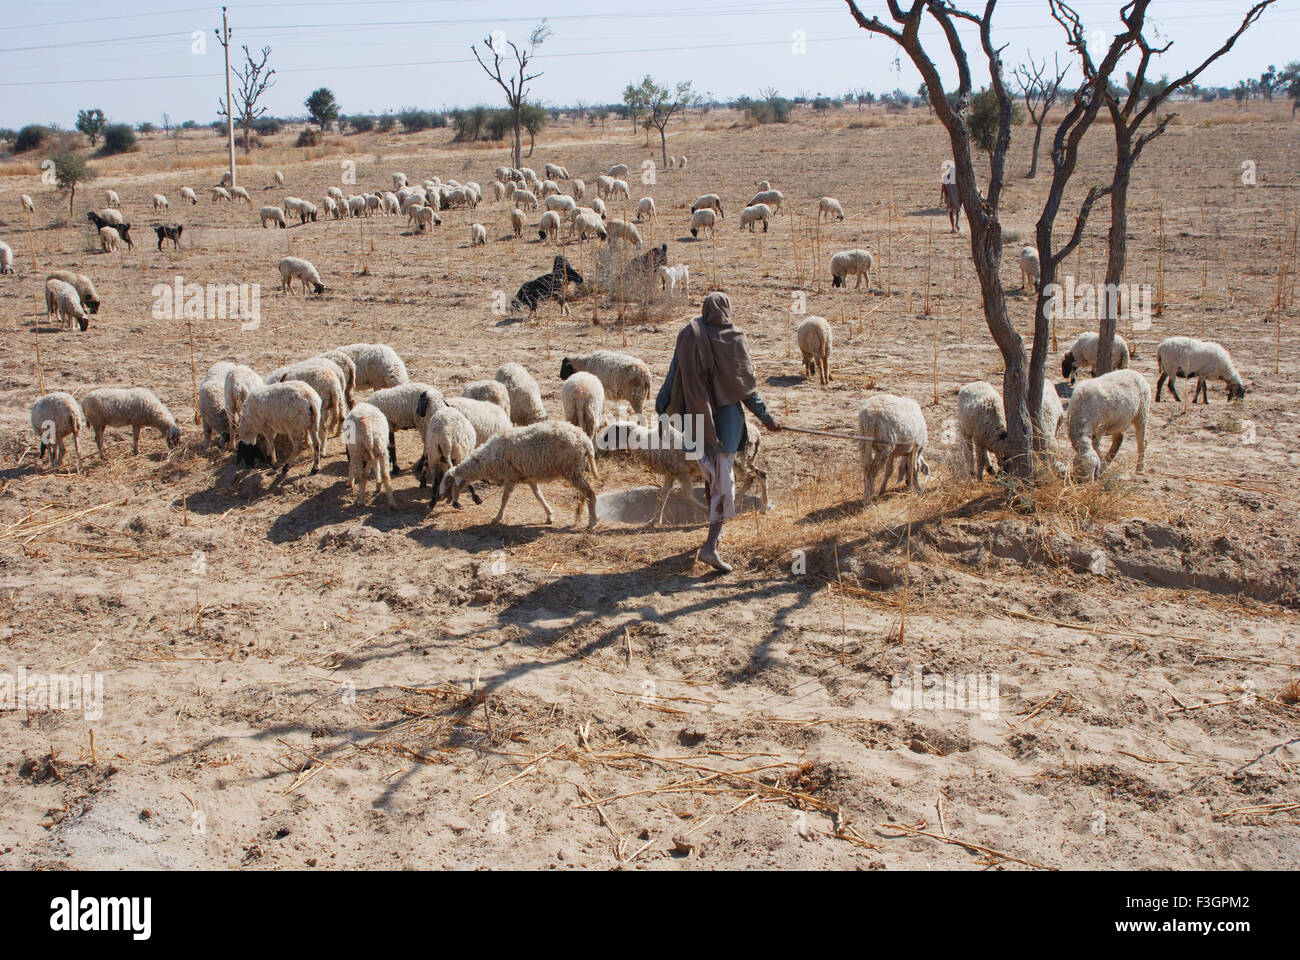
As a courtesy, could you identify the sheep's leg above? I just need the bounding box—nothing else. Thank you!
[493,482,517,523]
[1195,377,1209,405]
[1103,433,1124,464]
[878,453,895,497]
[1155,372,1168,401]
[466,482,483,505]
[572,476,598,529]
[388,433,400,475]
[526,482,554,524]
[346,446,356,493]
[1134,414,1147,474]
[309,427,321,475]
[908,450,922,494]
[356,459,369,506]
[94,426,107,460]
[647,476,677,528]
[377,456,396,508]
[131,425,141,455]
[71,433,82,475]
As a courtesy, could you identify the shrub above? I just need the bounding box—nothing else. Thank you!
[0,128,16,142]
[252,116,282,135]
[137,121,156,133]
[100,123,138,155]
[295,128,322,147]
[181,120,199,130]
[348,114,375,133]
[14,124,51,153]
[376,113,396,132]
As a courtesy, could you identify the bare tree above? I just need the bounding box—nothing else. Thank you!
[1014,53,1068,178]
[217,44,275,155]
[471,20,553,170]
[624,76,699,168]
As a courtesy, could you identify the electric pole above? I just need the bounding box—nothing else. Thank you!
[218,6,236,188]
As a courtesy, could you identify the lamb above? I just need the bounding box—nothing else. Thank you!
[179,187,197,205]
[830,249,876,290]
[1018,246,1040,293]
[635,197,656,222]
[656,263,690,300]
[197,361,235,447]
[267,359,347,443]
[545,163,571,181]
[608,179,631,201]
[1061,332,1130,382]
[46,270,100,314]
[98,226,123,253]
[571,179,586,201]
[817,196,845,222]
[746,190,784,215]
[259,206,287,229]
[469,223,488,247]
[81,387,181,458]
[739,203,773,233]
[1066,368,1150,479]
[606,218,643,247]
[538,211,561,242]
[234,379,323,475]
[152,194,169,211]
[510,208,526,238]
[594,419,768,528]
[421,405,480,505]
[343,403,396,508]
[278,256,325,295]
[106,190,121,208]
[511,256,584,317]
[45,278,88,332]
[230,186,252,204]
[334,343,409,390]
[689,208,717,239]
[495,362,548,425]
[560,350,653,413]
[514,190,539,211]
[857,394,930,504]
[224,364,262,434]
[796,316,832,385]
[1155,336,1246,404]
[21,194,35,213]
[210,186,232,203]
[462,380,511,414]
[441,421,600,529]
[30,392,85,472]
[0,240,12,275]
[571,211,607,242]
[956,380,1063,480]
[561,371,604,439]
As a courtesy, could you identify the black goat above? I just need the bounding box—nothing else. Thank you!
[87,211,134,250]
[155,224,183,250]
[510,255,583,319]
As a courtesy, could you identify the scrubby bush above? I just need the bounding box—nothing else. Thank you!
[347,114,375,133]
[137,121,156,133]
[376,113,396,132]
[15,124,52,153]
[252,116,282,135]
[100,123,138,155]
[295,127,323,147]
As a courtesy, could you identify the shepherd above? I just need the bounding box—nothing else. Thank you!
[655,292,780,573]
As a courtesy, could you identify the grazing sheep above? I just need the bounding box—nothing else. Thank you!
[677,155,688,169]
[511,256,584,318]
[152,193,169,211]
[410,205,440,232]
[259,205,287,229]
[608,179,631,200]
[571,211,608,242]
[231,186,252,204]
[957,380,1063,480]
[45,279,88,332]
[82,387,181,458]
[796,316,832,385]
[46,270,100,314]
[562,371,604,439]
[746,189,784,215]
[509,208,526,238]
[1066,368,1150,479]
[606,218,643,247]
[817,196,845,221]
[106,190,120,208]
[560,350,652,414]
[314,349,357,408]
[327,186,345,201]
[513,190,539,211]
[830,249,876,290]
[233,380,322,476]
[322,196,339,219]
[539,179,561,199]
[1018,245,1040,293]
[594,176,615,200]
[589,196,608,219]
[1061,332,1130,382]
[197,361,235,447]
[538,210,562,242]
[635,197,656,223]
[545,163,571,180]
[739,203,773,233]
[495,362,547,425]
[606,163,629,181]
[462,380,511,415]
[656,263,690,300]
[392,173,408,191]
[334,343,409,390]
[595,419,768,528]
[346,196,367,217]
[98,226,123,253]
[571,179,586,201]
[469,222,488,246]
[689,208,717,239]
[267,359,347,443]
[278,256,325,295]
[444,395,512,444]
[421,405,479,506]
[30,392,85,472]
[441,421,600,529]
[273,171,285,187]
[545,194,577,216]
[224,365,262,433]
[0,240,13,275]
[490,181,507,202]
[179,187,197,205]
[343,403,396,508]
[857,394,930,504]
[210,186,232,203]
[1155,336,1246,404]
[21,195,35,214]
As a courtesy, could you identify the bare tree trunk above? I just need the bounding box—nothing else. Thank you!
[659,127,668,168]
[1027,121,1044,178]
[512,104,522,170]
[1096,128,1133,376]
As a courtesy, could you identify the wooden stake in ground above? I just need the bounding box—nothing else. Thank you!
[24,207,38,271]
[187,319,200,425]
[924,216,933,316]
[1154,205,1166,318]
[32,294,45,394]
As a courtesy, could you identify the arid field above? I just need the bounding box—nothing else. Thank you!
[1,102,1298,870]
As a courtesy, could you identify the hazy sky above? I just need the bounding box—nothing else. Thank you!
[2,0,1297,129]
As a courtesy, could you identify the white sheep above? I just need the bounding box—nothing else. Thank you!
[259,206,287,229]
[152,194,169,211]
[278,256,325,295]
[344,402,396,508]
[545,194,577,216]
[315,349,358,408]
[198,361,236,447]
[445,396,512,447]
[1061,332,1130,382]
[44,278,88,331]
[267,359,347,443]
[817,196,845,222]
[857,394,930,504]
[1066,368,1150,479]
[796,316,832,385]
[1018,245,1040,292]
[606,218,643,247]
[957,380,1063,479]
[322,196,339,219]
[21,195,35,214]
[606,163,629,180]
[561,372,604,439]
[560,351,653,413]
[589,196,608,219]
[410,205,440,232]
[572,212,608,241]
[233,380,322,476]
[106,190,121,208]
[656,263,690,300]
[95,207,125,226]
[494,362,547,426]
[231,186,252,204]
[335,343,409,390]
[30,392,85,472]
[0,240,13,275]
[635,197,656,223]
[490,181,506,202]
[421,405,479,506]
[346,196,367,217]
[539,179,561,199]
[830,249,876,290]
[514,189,539,211]
[469,223,487,246]
[462,379,511,414]
[180,187,198,205]
[609,179,631,200]
[739,203,773,233]
[392,173,408,191]
[47,268,98,310]
[82,387,181,458]
[594,176,615,199]
[210,186,232,203]
[273,170,285,187]
[98,226,122,253]
[441,420,600,529]
[689,208,717,239]
[545,163,571,181]
[1155,336,1246,404]
[747,189,784,215]
[538,211,562,242]
[224,364,262,434]
[327,186,345,201]
[571,179,586,201]
[676,155,687,169]
[510,208,526,238]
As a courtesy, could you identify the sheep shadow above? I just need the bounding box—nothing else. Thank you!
[766,375,805,388]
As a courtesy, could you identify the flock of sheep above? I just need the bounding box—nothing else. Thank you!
[11,152,1254,534]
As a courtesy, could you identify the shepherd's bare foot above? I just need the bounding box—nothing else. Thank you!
[698,548,732,573]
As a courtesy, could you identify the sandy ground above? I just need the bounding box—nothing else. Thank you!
[0,104,1298,870]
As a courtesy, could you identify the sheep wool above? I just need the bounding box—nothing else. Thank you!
[796,316,833,385]
[198,361,236,447]
[1066,368,1150,479]
[562,372,605,439]
[560,350,653,414]
[857,394,929,504]
[344,402,396,508]
[82,387,181,459]
[30,392,85,472]
[494,362,547,426]
[335,343,409,390]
